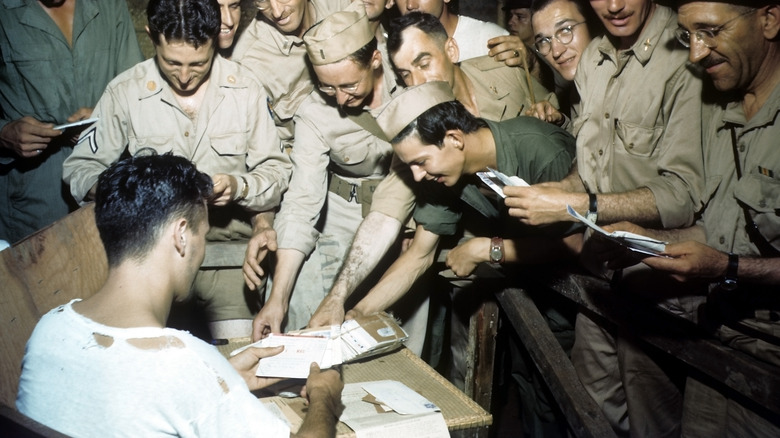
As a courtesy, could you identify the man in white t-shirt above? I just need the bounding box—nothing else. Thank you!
[394,0,522,62]
[16,153,344,438]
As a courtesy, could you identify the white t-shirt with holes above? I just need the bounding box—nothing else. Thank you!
[17,300,290,438]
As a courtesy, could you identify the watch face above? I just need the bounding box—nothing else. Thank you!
[490,248,502,262]
[720,279,738,291]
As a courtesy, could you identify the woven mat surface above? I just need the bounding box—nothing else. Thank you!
[218,339,491,434]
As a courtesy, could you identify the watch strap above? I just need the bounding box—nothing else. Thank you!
[586,192,598,223]
[490,237,505,264]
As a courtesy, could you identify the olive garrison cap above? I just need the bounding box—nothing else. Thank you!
[375,81,456,142]
[303,2,374,66]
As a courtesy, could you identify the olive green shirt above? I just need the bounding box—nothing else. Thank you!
[371,57,557,224]
[414,117,575,237]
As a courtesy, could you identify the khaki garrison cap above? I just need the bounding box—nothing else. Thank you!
[376,81,456,142]
[304,2,373,66]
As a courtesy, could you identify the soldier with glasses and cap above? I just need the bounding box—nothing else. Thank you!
[606,1,780,435]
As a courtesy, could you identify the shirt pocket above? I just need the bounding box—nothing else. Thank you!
[734,172,780,245]
[1,42,68,114]
[130,136,175,155]
[614,120,663,157]
[330,132,392,177]
[209,132,247,157]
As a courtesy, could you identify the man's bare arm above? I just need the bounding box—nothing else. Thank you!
[348,225,440,318]
[308,211,402,327]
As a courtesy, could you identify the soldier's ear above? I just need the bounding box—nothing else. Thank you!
[760,5,780,41]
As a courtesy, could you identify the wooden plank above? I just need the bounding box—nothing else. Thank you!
[0,204,107,408]
[13,203,107,315]
[0,403,69,438]
[495,287,617,438]
[524,268,780,418]
[465,298,498,413]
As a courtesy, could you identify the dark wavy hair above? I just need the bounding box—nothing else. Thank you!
[531,0,604,39]
[387,12,448,57]
[393,100,488,146]
[95,152,213,267]
[147,0,221,48]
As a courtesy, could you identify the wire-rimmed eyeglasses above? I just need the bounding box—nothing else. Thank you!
[318,68,370,97]
[674,8,757,48]
[254,0,292,12]
[534,21,586,56]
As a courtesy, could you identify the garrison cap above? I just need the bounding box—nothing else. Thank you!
[304,2,374,66]
[376,81,455,142]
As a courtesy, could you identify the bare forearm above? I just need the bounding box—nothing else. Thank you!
[646,224,707,245]
[596,187,661,225]
[328,212,402,302]
[268,248,307,308]
[557,163,586,193]
[740,257,780,285]
[251,210,275,232]
[504,233,582,264]
[293,394,342,438]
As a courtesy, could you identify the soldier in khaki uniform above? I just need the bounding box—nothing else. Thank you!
[63,0,291,338]
[612,1,780,435]
[248,4,405,340]
[309,10,557,331]
[231,0,350,150]
[503,2,705,436]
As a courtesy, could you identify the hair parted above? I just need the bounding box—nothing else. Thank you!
[94,152,213,267]
[387,12,449,57]
[147,0,221,48]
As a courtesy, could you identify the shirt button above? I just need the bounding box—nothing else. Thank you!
[759,199,766,208]
[627,143,634,149]
[227,75,236,84]
[184,131,189,137]
[147,81,156,91]
[598,149,604,156]
[604,113,610,119]
[344,157,350,163]
[739,144,745,152]
[719,236,726,244]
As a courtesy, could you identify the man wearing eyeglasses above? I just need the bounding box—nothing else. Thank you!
[249,4,412,344]
[232,0,350,152]
[502,0,705,436]
[527,0,599,124]
[602,1,780,435]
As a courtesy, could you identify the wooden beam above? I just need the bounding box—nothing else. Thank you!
[495,287,618,438]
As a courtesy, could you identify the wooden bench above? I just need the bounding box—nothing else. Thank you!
[475,264,780,436]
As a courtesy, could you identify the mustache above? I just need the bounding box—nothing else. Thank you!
[604,12,632,20]
[699,54,726,69]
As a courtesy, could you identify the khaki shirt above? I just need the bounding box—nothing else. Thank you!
[231,0,350,148]
[63,57,291,212]
[370,58,556,222]
[572,5,704,228]
[701,82,780,255]
[276,60,401,255]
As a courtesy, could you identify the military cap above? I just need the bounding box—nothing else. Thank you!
[375,81,456,142]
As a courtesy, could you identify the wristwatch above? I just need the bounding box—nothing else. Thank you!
[720,252,739,291]
[489,237,505,264]
[586,192,598,223]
